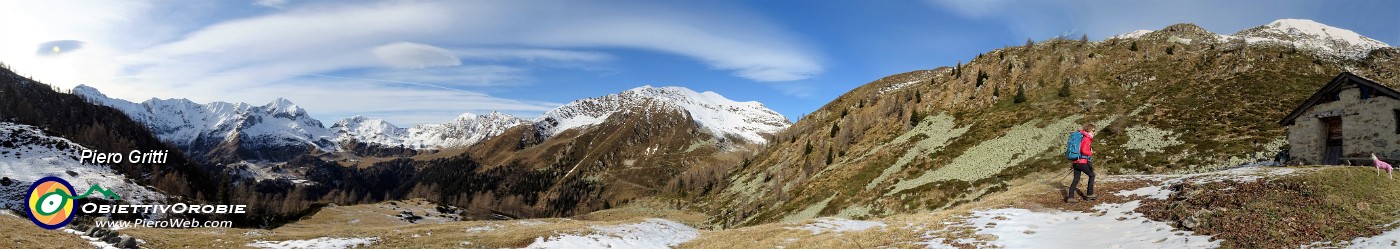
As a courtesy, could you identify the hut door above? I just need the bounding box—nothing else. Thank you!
[1323,117,1343,165]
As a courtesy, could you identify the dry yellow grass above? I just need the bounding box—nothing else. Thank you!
[0,211,99,249]
[122,198,710,248]
[109,171,1172,248]
[112,172,1083,249]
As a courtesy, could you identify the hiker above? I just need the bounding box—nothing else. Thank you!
[1065,123,1097,203]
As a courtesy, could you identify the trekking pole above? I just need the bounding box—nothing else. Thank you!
[1058,168,1072,185]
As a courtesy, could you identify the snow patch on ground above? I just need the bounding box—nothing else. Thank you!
[1115,166,1310,185]
[0,122,166,207]
[1116,185,1172,200]
[788,217,887,235]
[526,218,698,249]
[1340,223,1400,248]
[465,224,503,233]
[1306,219,1400,248]
[63,228,120,249]
[246,237,379,249]
[956,200,1219,248]
[878,80,920,94]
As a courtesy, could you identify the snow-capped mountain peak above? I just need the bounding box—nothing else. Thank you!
[75,86,337,162]
[332,115,407,146]
[1233,19,1390,59]
[402,111,529,149]
[536,85,790,144]
[1262,19,1385,46]
[1111,30,1154,40]
[330,111,529,149]
[264,97,308,117]
[1106,19,1389,60]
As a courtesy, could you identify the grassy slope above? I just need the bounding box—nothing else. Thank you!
[0,211,98,248]
[119,198,708,248]
[705,23,1400,227]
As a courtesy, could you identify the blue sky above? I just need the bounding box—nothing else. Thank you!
[1,0,1396,125]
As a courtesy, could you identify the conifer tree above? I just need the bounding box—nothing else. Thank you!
[1058,78,1072,97]
[976,70,988,87]
[1014,84,1028,103]
[910,110,923,126]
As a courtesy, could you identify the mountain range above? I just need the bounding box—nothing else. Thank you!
[3,18,1399,247]
[75,85,789,166]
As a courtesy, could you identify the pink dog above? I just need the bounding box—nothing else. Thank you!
[1374,153,1393,179]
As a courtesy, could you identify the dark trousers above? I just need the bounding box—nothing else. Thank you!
[1071,162,1095,197]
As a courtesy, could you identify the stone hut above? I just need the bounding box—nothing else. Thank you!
[1280,72,1399,165]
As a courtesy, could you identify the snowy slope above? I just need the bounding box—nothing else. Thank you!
[1105,19,1390,60]
[0,122,166,210]
[526,219,699,249]
[77,85,529,153]
[330,116,408,147]
[943,201,1220,248]
[332,112,528,149]
[1111,30,1154,40]
[402,112,528,149]
[247,237,379,249]
[73,85,338,154]
[535,85,790,144]
[1233,19,1390,60]
[76,84,787,155]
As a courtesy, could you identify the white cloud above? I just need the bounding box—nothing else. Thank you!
[372,42,462,68]
[0,0,823,125]
[209,78,560,125]
[334,65,530,87]
[454,48,612,62]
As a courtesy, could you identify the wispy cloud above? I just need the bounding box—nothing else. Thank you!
[254,0,288,9]
[0,0,824,125]
[372,42,462,69]
[454,48,613,62]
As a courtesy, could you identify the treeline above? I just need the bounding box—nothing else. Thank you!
[0,63,219,204]
[200,151,606,227]
[0,63,611,228]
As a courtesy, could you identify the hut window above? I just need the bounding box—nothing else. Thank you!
[1395,109,1399,134]
[1362,86,1375,99]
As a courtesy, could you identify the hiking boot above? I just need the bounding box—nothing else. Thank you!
[1064,188,1080,203]
[1084,194,1098,201]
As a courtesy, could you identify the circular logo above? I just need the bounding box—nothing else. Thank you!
[26,176,76,230]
